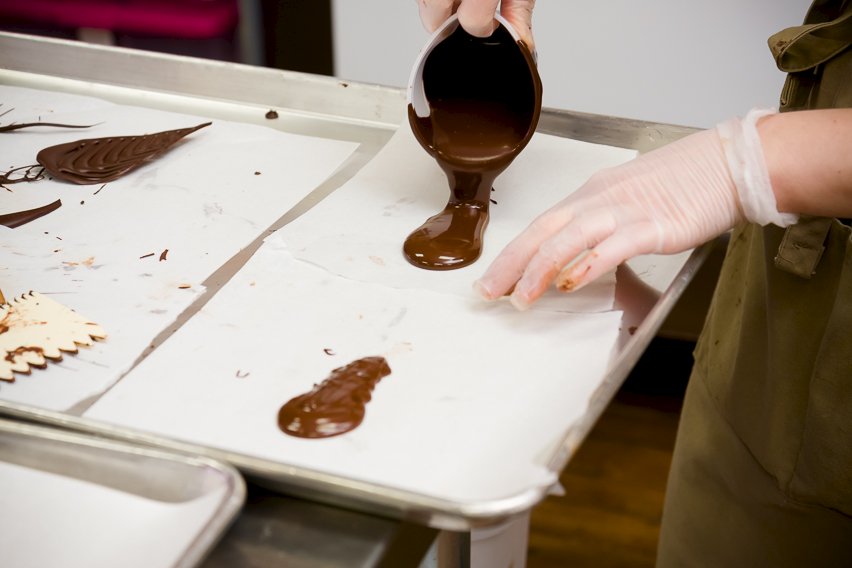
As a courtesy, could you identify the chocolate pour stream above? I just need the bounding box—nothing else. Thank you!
[36,122,211,184]
[278,356,391,439]
[405,24,541,270]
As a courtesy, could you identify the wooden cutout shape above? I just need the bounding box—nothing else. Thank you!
[0,292,106,382]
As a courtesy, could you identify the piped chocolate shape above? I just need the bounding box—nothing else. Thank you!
[36,122,211,185]
[405,22,541,270]
[278,356,391,439]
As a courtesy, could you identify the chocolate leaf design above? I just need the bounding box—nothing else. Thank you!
[36,122,211,185]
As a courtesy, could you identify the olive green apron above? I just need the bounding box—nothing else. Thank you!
[657,1,852,566]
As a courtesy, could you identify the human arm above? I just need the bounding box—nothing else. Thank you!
[473,108,852,310]
[417,0,536,50]
[763,108,852,218]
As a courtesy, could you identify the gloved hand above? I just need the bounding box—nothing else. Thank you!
[474,108,799,310]
[417,0,536,51]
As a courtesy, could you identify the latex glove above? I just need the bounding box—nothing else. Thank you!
[417,0,536,50]
[474,108,798,310]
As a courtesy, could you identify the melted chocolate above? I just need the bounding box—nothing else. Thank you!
[0,164,45,188]
[405,23,541,270]
[36,122,211,185]
[0,122,94,133]
[0,199,61,228]
[278,356,391,439]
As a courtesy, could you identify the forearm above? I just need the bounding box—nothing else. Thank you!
[761,108,852,219]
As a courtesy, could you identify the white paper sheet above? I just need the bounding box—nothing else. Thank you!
[0,86,358,410]
[86,234,624,502]
[0,460,228,568]
[275,124,638,311]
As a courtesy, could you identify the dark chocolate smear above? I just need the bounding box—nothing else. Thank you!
[278,356,391,439]
[0,122,95,133]
[36,122,211,185]
[0,164,45,188]
[0,199,61,228]
[405,24,541,270]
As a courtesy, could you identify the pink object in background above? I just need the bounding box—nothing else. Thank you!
[0,0,239,39]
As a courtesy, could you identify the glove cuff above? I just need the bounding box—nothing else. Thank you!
[718,108,799,228]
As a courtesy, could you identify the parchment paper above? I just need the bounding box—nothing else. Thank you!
[274,124,638,310]
[85,119,640,502]
[86,234,624,502]
[0,86,358,410]
[0,460,228,568]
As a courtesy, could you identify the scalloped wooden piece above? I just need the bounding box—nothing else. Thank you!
[0,292,106,382]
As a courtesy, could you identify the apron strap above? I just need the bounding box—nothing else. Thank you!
[774,216,834,278]
[769,8,852,72]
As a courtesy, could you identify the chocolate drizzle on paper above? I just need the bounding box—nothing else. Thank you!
[0,199,62,228]
[0,164,45,190]
[0,105,95,133]
[278,356,391,439]
[36,122,211,184]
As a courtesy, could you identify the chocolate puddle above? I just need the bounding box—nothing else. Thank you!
[0,199,61,228]
[405,23,541,270]
[278,356,391,439]
[36,122,211,185]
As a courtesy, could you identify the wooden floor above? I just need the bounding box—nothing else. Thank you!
[526,338,694,567]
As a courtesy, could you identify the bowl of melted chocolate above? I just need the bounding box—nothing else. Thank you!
[405,14,542,271]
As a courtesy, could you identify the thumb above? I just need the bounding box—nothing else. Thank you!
[456,0,501,38]
[418,0,458,33]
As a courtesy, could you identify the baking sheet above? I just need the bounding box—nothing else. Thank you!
[83,123,638,503]
[0,85,358,411]
[0,419,243,568]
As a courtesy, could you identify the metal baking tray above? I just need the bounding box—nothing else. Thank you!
[0,417,244,568]
[0,31,704,530]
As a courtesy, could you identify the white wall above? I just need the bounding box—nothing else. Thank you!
[331,1,810,128]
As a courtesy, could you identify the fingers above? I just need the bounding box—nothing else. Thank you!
[555,221,661,293]
[499,0,536,50]
[476,209,662,311]
[418,0,536,50]
[474,204,577,301]
[455,0,501,37]
[509,208,618,309]
[418,0,458,32]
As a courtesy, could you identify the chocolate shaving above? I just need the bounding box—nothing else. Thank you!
[0,199,62,228]
[265,110,278,119]
[36,122,211,185]
[0,105,96,133]
[0,122,95,133]
[159,249,169,262]
[139,252,155,259]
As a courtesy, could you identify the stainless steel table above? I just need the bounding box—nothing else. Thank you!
[0,31,709,567]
